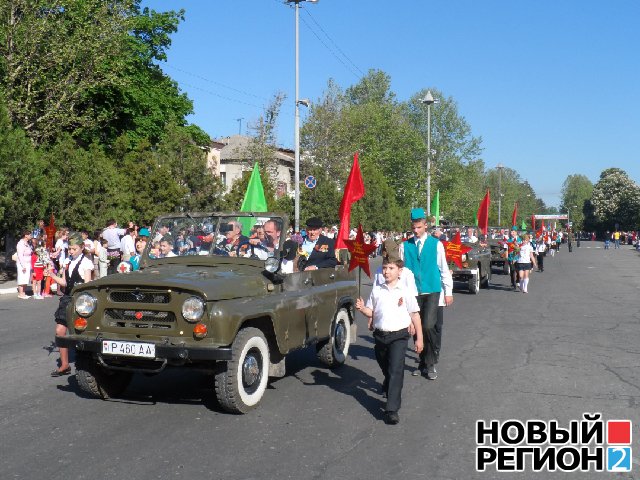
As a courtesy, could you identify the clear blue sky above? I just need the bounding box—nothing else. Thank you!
[147,0,639,208]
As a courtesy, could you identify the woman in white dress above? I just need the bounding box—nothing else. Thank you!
[16,230,33,299]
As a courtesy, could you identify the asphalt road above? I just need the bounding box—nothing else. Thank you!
[2,242,640,480]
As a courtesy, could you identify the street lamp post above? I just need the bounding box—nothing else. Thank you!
[421,91,437,216]
[288,0,317,233]
[496,163,504,226]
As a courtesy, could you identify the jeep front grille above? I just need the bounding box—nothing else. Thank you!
[109,291,170,304]
[104,309,175,330]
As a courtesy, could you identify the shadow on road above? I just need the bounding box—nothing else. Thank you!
[299,365,385,420]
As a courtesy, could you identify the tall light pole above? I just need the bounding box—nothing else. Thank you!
[288,0,317,232]
[496,163,504,226]
[421,91,437,215]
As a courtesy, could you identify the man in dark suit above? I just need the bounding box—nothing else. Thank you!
[300,217,338,271]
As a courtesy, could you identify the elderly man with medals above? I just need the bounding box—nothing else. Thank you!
[298,217,338,271]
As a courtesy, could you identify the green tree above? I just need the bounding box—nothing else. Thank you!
[155,124,224,212]
[560,174,593,230]
[0,98,42,234]
[344,69,395,106]
[0,1,198,147]
[590,168,640,231]
[36,135,123,230]
[0,0,129,145]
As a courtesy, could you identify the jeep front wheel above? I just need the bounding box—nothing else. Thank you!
[75,353,132,399]
[215,327,269,414]
[317,308,351,368]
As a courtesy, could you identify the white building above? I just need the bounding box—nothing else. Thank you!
[207,135,294,197]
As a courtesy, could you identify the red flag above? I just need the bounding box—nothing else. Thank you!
[531,214,536,232]
[335,152,365,249]
[511,202,518,228]
[44,212,56,250]
[476,189,490,235]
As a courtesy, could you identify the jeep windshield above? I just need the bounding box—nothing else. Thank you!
[147,213,284,260]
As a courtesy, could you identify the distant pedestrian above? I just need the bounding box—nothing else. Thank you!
[102,220,125,274]
[31,238,45,299]
[516,234,537,293]
[16,230,33,299]
[535,235,546,272]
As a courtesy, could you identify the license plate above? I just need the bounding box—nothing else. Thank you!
[102,340,155,358]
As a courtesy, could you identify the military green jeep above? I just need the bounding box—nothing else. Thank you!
[56,213,357,413]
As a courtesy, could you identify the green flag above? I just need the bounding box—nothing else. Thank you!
[239,163,268,235]
[521,219,527,230]
[431,190,440,225]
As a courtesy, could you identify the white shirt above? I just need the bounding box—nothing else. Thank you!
[120,234,135,255]
[517,243,535,263]
[398,234,454,298]
[83,238,94,253]
[301,238,317,256]
[102,227,126,249]
[55,238,68,266]
[365,282,419,332]
[66,254,94,281]
[373,266,418,296]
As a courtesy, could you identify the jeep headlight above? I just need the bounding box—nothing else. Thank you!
[75,293,97,317]
[265,257,280,273]
[182,296,205,322]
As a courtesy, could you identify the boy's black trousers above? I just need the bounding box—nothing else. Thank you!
[373,329,411,413]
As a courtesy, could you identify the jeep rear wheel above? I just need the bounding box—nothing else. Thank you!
[75,353,132,400]
[468,273,480,294]
[317,308,351,368]
[481,266,491,288]
[215,327,269,414]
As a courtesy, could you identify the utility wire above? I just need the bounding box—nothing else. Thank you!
[178,80,294,113]
[298,15,362,80]
[279,0,363,80]
[177,81,262,109]
[164,64,270,102]
[302,8,366,77]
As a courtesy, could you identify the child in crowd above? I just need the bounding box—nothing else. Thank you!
[31,239,45,299]
[356,257,423,425]
[97,238,109,278]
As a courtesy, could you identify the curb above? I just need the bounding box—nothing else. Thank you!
[0,286,18,295]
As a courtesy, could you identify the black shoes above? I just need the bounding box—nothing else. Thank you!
[384,411,400,425]
[51,367,71,377]
[426,365,438,380]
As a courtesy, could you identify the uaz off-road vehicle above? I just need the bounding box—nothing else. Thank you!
[444,229,492,294]
[56,213,357,413]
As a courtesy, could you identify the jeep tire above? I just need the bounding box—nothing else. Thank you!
[316,308,351,368]
[468,273,480,294]
[503,262,510,275]
[75,353,132,400]
[215,327,269,414]
[481,266,491,288]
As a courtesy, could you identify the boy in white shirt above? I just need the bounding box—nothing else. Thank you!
[356,257,423,425]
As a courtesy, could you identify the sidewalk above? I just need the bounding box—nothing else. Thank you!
[0,252,18,295]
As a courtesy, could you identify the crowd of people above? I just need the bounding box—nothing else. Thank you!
[11,213,639,416]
